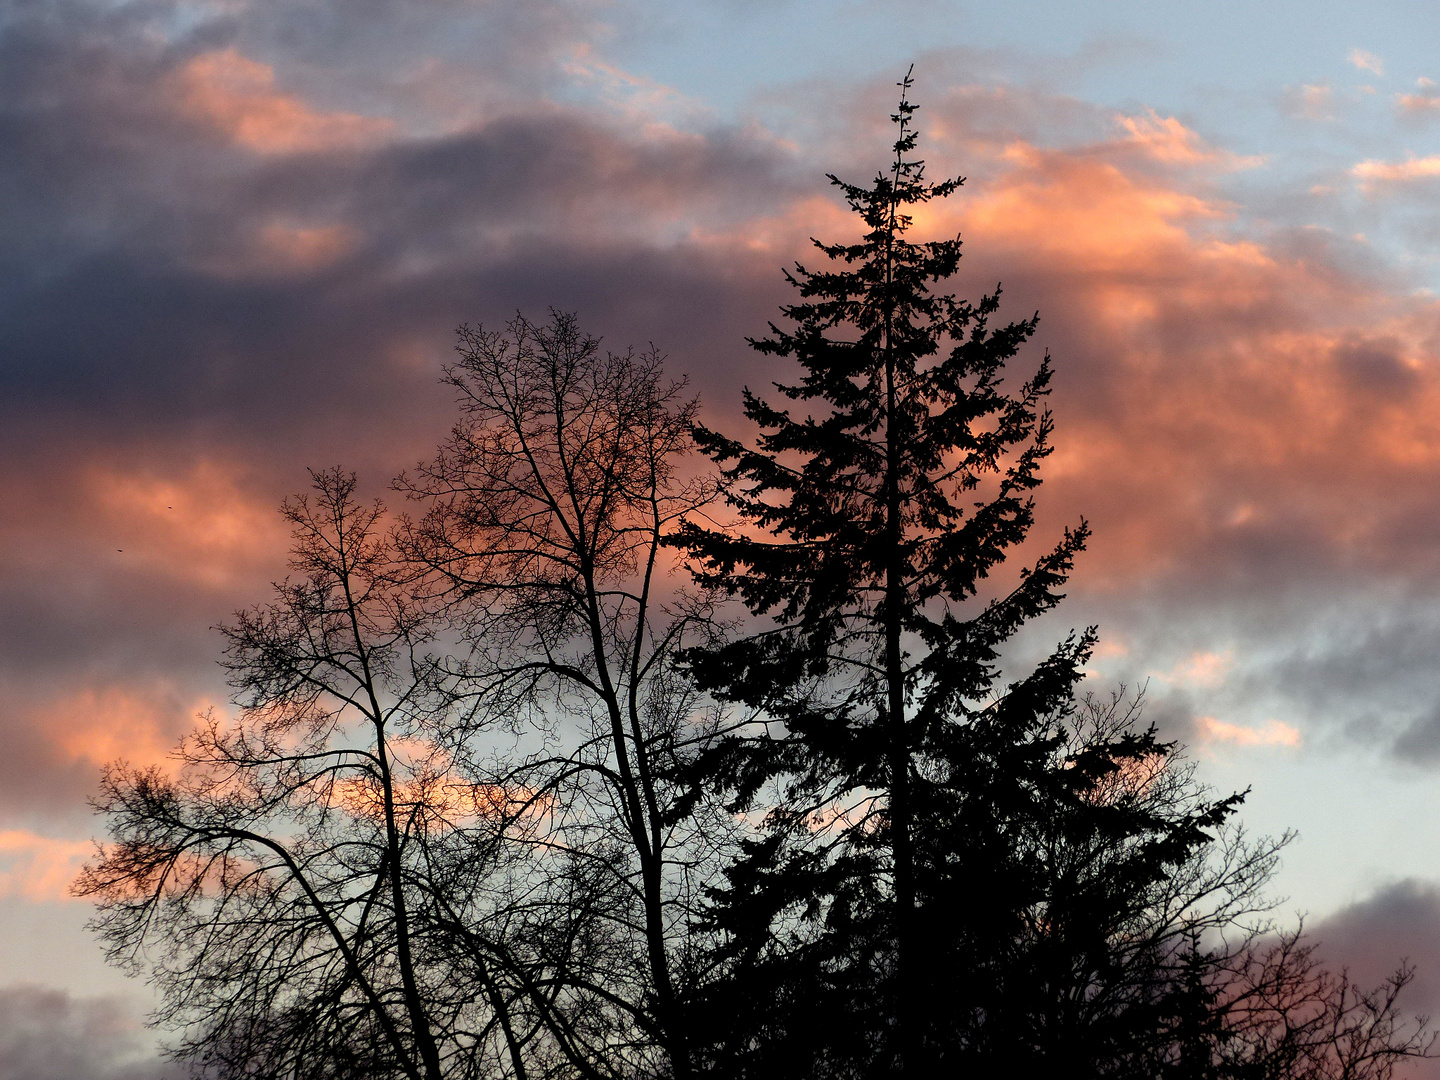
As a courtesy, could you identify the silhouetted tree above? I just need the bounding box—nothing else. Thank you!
[78,92,1432,1080]
[674,74,1432,1080]
[78,471,517,1080]
[907,687,1433,1078]
[394,310,730,1080]
[80,314,734,1080]
[674,68,1083,1078]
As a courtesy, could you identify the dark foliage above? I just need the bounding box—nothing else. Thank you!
[78,80,1432,1080]
[394,311,732,1080]
[673,74,1431,1080]
[675,69,1082,1078]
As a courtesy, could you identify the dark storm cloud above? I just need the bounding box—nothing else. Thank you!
[0,9,797,418]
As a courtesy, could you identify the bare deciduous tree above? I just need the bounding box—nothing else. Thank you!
[80,311,731,1080]
[395,310,728,1080]
[78,470,521,1080]
[76,288,1433,1080]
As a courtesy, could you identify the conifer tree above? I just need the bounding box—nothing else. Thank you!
[676,76,1433,1080]
[676,70,1087,1077]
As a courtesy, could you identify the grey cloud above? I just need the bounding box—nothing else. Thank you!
[1060,584,1440,763]
[0,0,799,422]
[0,985,185,1080]
[1332,335,1422,399]
[1315,880,1440,1004]
[0,0,812,826]
[1313,880,1440,1080]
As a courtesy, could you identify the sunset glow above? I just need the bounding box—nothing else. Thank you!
[11,1,1440,1075]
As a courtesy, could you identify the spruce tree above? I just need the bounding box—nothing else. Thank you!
[676,77,1433,1080]
[677,70,1087,1077]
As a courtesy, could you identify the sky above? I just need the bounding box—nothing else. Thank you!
[10,0,1440,1074]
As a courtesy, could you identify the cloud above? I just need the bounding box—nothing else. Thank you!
[1348,49,1386,77]
[1115,110,1262,170]
[171,49,394,155]
[1195,717,1302,748]
[42,684,210,775]
[0,679,205,820]
[1353,154,1440,186]
[9,0,1440,983]
[1156,650,1234,690]
[1312,881,1440,1073]
[0,0,811,844]
[0,834,91,903]
[13,7,1440,1078]
[1396,76,1440,116]
[561,42,711,136]
[196,220,360,277]
[0,985,184,1080]
[1316,880,1440,999]
[843,104,1440,760]
[6,0,1440,820]
[83,460,289,590]
[1285,82,1335,120]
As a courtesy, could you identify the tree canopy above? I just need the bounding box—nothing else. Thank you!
[80,75,1432,1080]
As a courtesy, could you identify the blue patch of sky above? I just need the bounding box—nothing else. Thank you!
[587,0,1440,287]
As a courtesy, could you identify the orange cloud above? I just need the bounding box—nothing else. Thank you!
[684,115,1440,595]
[1353,155,1440,185]
[1196,717,1302,748]
[1116,110,1262,170]
[827,127,1440,587]
[1348,49,1386,77]
[86,460,289,589]
[173,49,393,154]
[336,773,549,829]
[0,831,91,902]
[41,684,209,772]
[961,156,1223,269]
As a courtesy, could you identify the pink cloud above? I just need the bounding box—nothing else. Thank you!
[0,831,91,902]
[1115,110,1263,169]
[194,220,360,278]
[1156,650,1235,690]
[1196,717,1302,748]
[41,684,211,773]
[1395,77,1440,114]
[172,49,394,155]
[1353,155,1440,185]
[83,460,290,590]
[834,125,1440,590]
[1348,49,1386,77]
